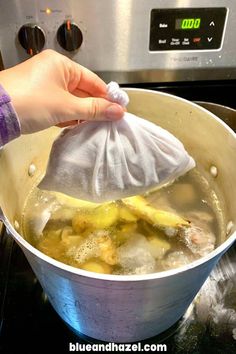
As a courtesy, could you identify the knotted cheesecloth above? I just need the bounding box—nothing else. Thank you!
[39,82,195,202]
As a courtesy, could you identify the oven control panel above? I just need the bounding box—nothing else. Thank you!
[150,8,227,51]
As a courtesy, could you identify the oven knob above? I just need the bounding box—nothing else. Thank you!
[57,21,83,51]
[18,24,45,55]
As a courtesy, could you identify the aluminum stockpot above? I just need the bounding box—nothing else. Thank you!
[0,89,236,343]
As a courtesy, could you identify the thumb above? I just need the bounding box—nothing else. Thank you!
[62,94,125,122]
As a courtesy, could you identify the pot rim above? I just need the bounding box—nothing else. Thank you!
[1,88,236,282]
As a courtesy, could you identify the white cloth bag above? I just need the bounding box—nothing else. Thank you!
[39,83,195,202]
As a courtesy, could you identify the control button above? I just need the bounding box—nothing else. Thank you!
[170,38,180,45]
[18,24,45,55]
[158,39,167,44]
[182,38,190,45]
[193,37,201,43]
[207,37,213,42]
[57,21,83,51]
[209,21,215,27]
[159,23,168,28]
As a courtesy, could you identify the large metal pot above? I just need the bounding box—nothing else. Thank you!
[0,89,235,343]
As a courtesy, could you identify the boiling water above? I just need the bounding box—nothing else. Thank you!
[22,169,225,275]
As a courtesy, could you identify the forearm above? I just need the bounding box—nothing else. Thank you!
[0,85,21,147]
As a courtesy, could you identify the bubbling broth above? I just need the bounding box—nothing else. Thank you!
[22,169,225,275]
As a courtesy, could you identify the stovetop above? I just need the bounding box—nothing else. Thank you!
[1,80,236,354]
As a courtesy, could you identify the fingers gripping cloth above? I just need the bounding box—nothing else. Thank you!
[39,82,196,202]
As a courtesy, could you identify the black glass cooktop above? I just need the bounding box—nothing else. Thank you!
[1,80,236,354]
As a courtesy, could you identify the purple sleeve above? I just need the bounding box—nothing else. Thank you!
[0,84,21,147]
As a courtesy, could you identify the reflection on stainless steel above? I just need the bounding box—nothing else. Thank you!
[171,245,236,352]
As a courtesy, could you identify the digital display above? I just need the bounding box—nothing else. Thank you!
[176,18,201,30]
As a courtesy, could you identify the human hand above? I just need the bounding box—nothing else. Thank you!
[0,49,125,134]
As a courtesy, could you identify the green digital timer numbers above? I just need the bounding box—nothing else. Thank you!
[181,18,201,29]
[175,17,201,30]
